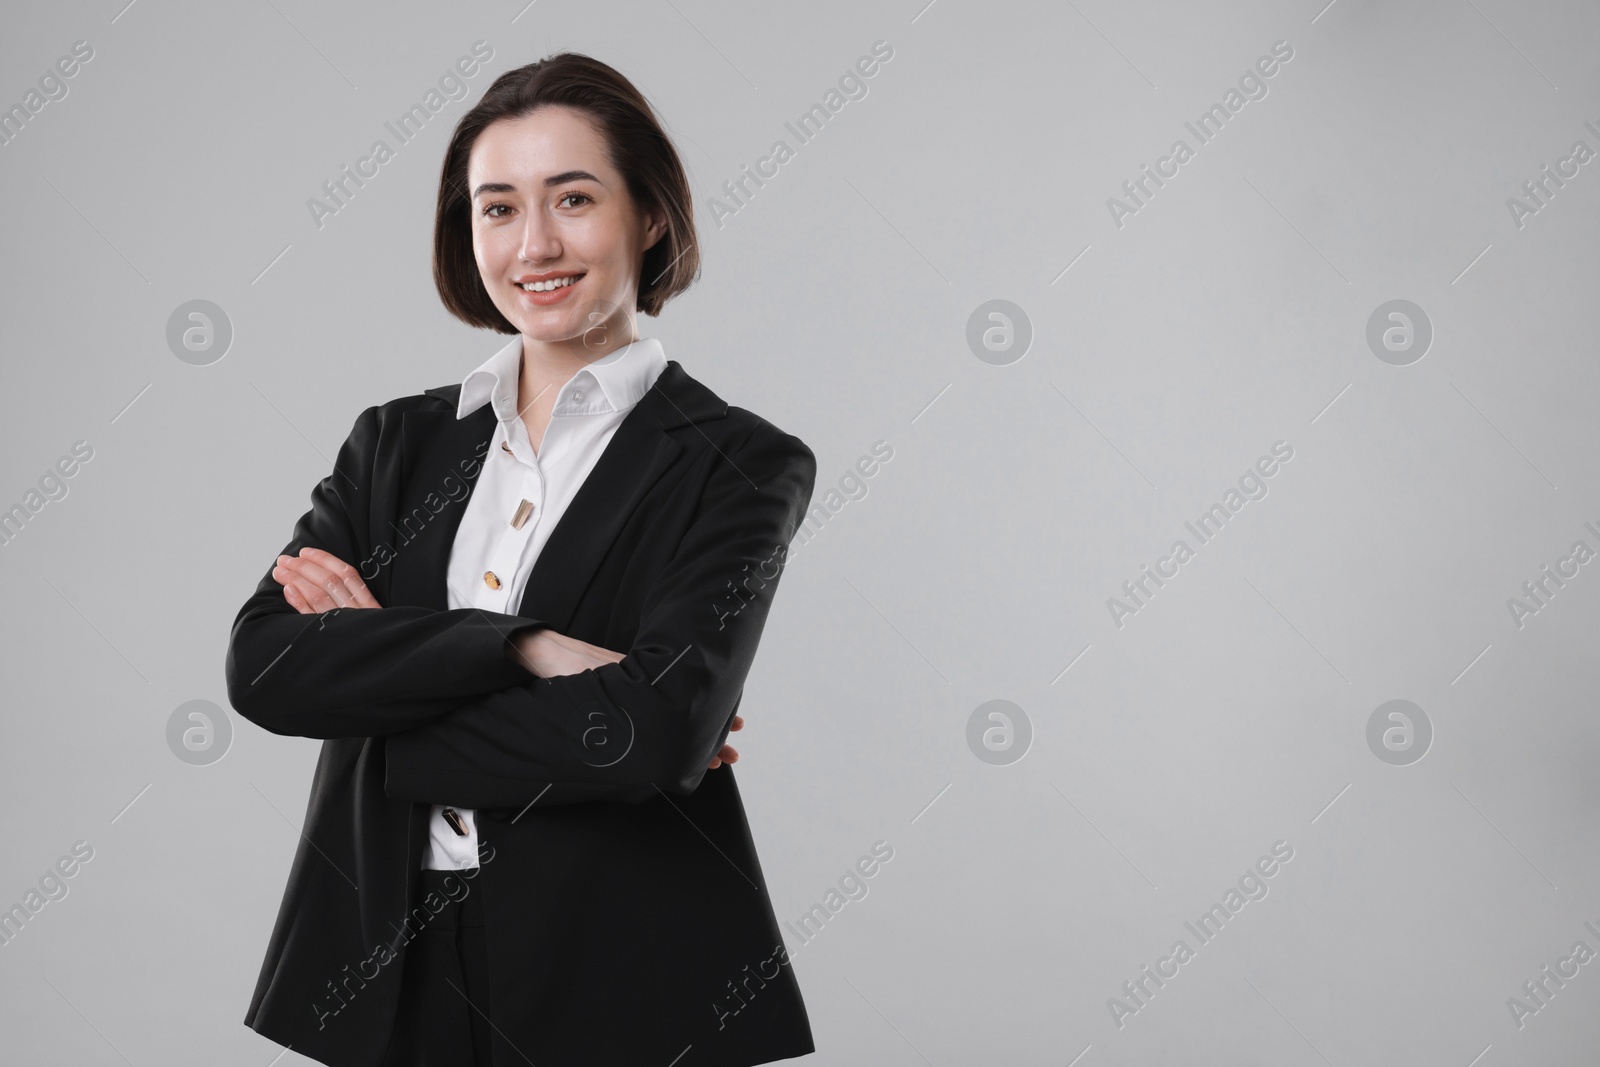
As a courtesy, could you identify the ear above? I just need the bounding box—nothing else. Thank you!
[642,206,669,253]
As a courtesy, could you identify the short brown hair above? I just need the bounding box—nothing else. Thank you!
[433,52,700,330]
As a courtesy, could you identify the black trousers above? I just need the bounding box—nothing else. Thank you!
[380,868,493,1066]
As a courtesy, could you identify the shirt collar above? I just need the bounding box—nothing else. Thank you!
[456,335,667,423]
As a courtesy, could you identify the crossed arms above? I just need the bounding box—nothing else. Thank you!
[272,546,744,772]
[223,404,816,807]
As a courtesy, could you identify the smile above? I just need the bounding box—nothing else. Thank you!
[518,274,583,292]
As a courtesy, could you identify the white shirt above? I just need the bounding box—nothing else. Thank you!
[422,332,668,870]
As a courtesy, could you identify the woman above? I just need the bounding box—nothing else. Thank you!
[225,53,817,1067]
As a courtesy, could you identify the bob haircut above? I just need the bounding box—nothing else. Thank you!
[433,52,700,330]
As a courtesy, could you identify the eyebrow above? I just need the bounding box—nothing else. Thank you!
[471,171,603,199]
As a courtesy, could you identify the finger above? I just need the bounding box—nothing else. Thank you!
[283,551,379,609]
[718,744,738,764]
[276,555,358,613]
[274,560,328,611]
[280,583,317,615]
[278,564,341,613]
[579,638,626,665]
[287,553,361,609]
[278,559,356,617]
[299,547,380,607]
[277,556,347,609]
[729,716,744,733]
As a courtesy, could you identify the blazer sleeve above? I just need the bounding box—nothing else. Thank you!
[223,403,546,740]
[382,423,817,808]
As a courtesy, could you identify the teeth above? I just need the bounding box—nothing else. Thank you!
[520,275,579,292]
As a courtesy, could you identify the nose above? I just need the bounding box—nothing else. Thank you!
[517,207,560,263]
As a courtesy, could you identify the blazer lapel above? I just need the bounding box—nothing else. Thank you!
[513,410,681,626]
[387,359,726,632]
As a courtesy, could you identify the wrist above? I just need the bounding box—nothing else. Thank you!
[505,624,547,673]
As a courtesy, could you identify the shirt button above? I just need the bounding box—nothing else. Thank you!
[484,571,501,590]
[511,499,534,529]
[571,390,584,403]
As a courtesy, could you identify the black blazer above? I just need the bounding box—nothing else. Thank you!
[224,359,818,1067]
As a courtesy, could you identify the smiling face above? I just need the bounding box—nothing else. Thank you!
[467,106,666,351]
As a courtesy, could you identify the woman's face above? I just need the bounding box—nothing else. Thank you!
[467,106,665,350]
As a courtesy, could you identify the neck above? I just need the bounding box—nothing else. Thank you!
[517,327,639,412]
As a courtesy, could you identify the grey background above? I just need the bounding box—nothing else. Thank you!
[2,0,1598,1063]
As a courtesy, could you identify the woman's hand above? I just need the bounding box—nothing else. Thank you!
[508,627,624,677]
[273,546,382,612]
[508,630,742,769]
[708,716,741,770]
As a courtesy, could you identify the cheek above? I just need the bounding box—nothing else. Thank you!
[592,244,637,288]
[472,229,493,270]
[473,232,508,284]
[574,215,625,263]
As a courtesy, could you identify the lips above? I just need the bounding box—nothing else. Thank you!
[514,271,585,304]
